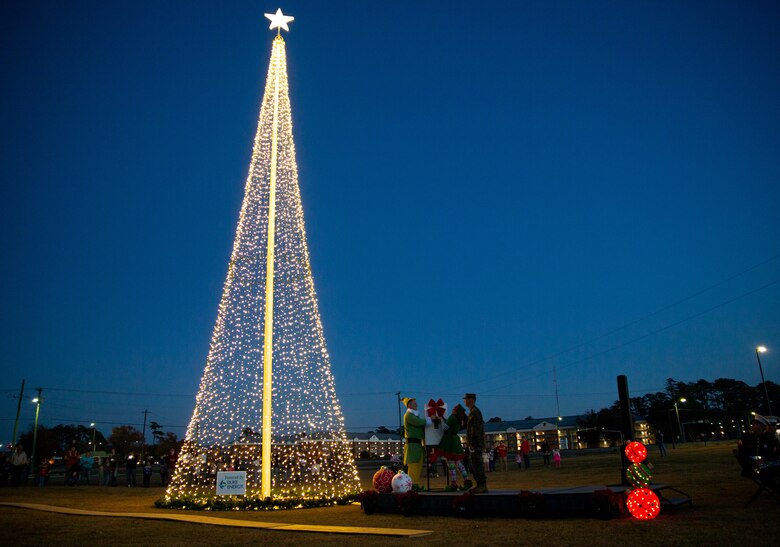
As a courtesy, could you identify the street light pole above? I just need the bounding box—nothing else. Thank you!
[30,388,43,471]
[755,346,773,416]
[90,423,96,454]
[674,398,686,443]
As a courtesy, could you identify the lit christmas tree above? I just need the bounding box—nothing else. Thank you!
[165,9,360,505]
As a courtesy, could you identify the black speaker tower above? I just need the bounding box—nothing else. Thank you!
[617,375,635,486]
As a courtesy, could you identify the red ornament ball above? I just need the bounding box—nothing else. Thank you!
[625,441,648,463]
[626,488,661,520]
[372,466,394,494]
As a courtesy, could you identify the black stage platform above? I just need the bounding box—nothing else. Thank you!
[369,484,692,518]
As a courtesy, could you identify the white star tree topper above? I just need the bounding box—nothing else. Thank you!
[265,8,294,33]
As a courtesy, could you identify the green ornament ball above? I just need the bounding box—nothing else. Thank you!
[625,463,653,489]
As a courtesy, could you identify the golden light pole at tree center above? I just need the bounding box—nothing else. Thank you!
[261,7,295,500]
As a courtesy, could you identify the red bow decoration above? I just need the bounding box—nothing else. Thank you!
[426,398,446,419]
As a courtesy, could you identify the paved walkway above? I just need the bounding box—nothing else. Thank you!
[0,502,432,538]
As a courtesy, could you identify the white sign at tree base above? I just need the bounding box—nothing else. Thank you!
[216,471,247,495]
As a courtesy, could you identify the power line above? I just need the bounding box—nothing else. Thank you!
[6,254,777,408]
[482,275,780,394]
[41,387,194,398]
[48,418,187,428]
[458,253,780,392]
[382,388,663,400]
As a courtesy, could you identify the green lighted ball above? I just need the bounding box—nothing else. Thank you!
[625,463,653,488]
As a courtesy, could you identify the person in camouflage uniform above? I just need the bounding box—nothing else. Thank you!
[464,393,488,493]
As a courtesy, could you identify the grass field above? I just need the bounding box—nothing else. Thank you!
[1,441,778,546]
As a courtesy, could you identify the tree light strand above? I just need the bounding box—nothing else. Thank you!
[166,34,359,503]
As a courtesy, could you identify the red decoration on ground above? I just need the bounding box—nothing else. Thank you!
[372,466,394,494]
[626,488,660,520]
[624,441,648,463]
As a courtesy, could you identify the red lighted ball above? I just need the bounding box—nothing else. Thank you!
[372,466,394,494]
[626,488,661,520]
[624,441,648,463]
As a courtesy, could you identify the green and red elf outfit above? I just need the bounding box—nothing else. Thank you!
[433,404,470,488]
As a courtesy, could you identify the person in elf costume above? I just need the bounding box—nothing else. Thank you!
[434,403,471,490]
[402,397,429,488]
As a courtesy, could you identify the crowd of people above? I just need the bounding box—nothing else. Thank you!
[0,443,178,488]
[5,414,776,493]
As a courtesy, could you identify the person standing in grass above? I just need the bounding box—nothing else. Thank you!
[158,455,169,487]
[0,452,9,487]
[496,441,508,472]
[125,450,138,487]
[64,443,80,486]
[9,444,28,486]
[541,440,551,466]
[520,437,531,469]
[79,451,93,485]
[165,448,178,477]
[108,448,119,486]
[101,452,114,486]
[656,431,668,457]
[142,456,153,487]
[38,457,50,486]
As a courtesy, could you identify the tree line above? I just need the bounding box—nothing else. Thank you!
[578,377,779,445]
[17,422,181,459]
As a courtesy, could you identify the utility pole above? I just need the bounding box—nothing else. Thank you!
[11,379,25,447]
[553,365,562,448]
[141,409,149,460]
[396,392,403,434]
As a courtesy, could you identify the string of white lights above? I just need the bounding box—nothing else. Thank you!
[166,33,359,502]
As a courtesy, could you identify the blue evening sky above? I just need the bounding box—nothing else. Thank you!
[1,1,779,441]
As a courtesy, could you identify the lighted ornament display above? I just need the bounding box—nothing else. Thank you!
[621,441,660,520]
[624,441,648,463]
[373,467,394,494]
[391,470,413,493]
[625,463,653,489]
[626,488,661,520]
[165,9,360,504]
